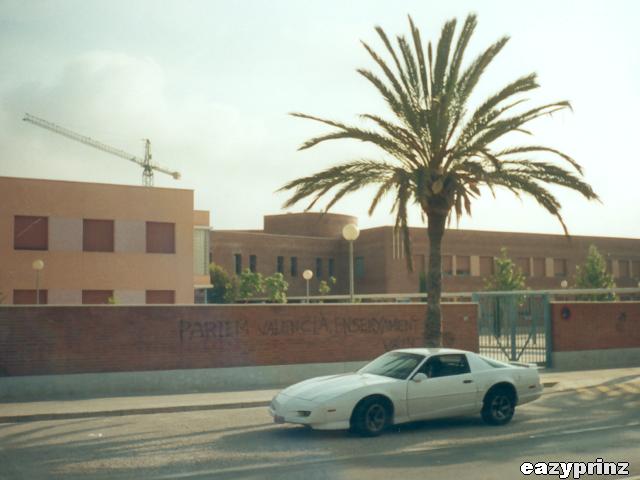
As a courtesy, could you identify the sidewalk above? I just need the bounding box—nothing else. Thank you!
[0,367,638,423]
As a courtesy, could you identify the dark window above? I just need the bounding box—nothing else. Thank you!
[234,254,242,274]
[618,260,630,278]
[516,257,530,277]
[82,290,113,304]
[14,216,48,250]
[456,255,470,276]
[146,290,175,304]
[533,257,545,277]
[479,256,494,276]
[13,289,47,304]
[249,255,257,273]
[276,256,284,274]
[355,256,364,278]
[419,354,470,378]
[315,258,322,278]
[83,219,114,252]
[328,258,335,277]
[632,260,640,278]
[290,257,298,277]
[146,222,175,253]
[554,258,567,277]
[442,255,453,276]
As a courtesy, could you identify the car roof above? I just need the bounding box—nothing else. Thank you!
[391,347,470,356]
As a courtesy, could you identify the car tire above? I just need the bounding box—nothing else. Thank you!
[352,397,390,437]
[481,387,515,426]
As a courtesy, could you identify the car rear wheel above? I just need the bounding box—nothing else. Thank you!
[352,397,390,437]
[482,387,515,425]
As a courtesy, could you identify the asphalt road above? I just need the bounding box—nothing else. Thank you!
[1,379,639,480]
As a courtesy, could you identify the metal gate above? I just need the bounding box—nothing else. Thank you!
[472,292,552,366]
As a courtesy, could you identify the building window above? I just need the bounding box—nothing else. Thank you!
[146,222,175,254]
[249,254,257,273]
[328,258,335,277]
[276,256,284,274]
[355,256,365,278]
[290,257,298,277]
[516,257,530,277]
[234,254,242,274]
[533,257,545,277]
[479,256,494,277]
[554,258,567,277]
[442,255,453,276]
[456,256,470,276]
[82,290,113,304]
[633,260,640,278]
[13,289,47,304]
[315,258,323,278]
[83,219,114,252]
[618,260,630,278]
[146,290,175,304]
[14,216,48,250]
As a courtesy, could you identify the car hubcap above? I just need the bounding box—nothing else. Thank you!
[491,395,513,420]
[366,404,386,431]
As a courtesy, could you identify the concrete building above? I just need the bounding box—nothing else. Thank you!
[210,212,640,296]
[0,176,211,304]
[2,176,638,304]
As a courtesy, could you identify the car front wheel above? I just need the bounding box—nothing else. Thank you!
[481,388,515,425]
[352,397,390,437]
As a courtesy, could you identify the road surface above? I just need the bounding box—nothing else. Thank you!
[1,378,638,479]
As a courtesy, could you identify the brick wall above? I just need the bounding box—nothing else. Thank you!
[0,303,477,376]
[551,302,640,352]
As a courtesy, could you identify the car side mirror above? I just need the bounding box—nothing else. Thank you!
[412,373,428,383]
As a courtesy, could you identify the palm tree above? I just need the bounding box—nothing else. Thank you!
[280,14,598,347]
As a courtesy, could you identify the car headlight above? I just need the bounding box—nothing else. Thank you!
[296,411,312,417]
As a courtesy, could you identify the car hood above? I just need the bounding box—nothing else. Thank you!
[280,372,395,402]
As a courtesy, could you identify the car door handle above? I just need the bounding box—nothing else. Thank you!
[463,380,473,384]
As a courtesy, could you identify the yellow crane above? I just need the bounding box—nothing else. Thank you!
[23,113,181,186]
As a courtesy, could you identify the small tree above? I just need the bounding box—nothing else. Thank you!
[238,269,265,301]
[208,263,238,304]
[484,248,526,291]
[264,273,289,303]
[574,245,616,300]
[318,276,337,295]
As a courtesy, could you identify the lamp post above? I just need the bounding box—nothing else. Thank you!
[303,269,313,303]
[32,259,44,305]
[342,224,360,303]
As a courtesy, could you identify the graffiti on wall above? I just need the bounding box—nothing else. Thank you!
[179,314,421,343]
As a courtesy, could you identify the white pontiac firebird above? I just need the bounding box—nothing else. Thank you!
[268,348,543,436]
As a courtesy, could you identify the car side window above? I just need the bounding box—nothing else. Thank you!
[420,354,471,378]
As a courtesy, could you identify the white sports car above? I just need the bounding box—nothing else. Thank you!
[269,348,543,436]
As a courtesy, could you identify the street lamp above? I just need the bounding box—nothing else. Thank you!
[32,259,44,305]
[303,269,313,303]
[560,280,568,289]
[342,223,360,303]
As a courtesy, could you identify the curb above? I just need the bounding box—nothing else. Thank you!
[0,400,271,424]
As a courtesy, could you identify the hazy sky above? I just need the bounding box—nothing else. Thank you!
[1,0,638,237]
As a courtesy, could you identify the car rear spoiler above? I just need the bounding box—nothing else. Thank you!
[509,361,540,369]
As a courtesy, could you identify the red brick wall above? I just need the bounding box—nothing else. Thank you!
[0,303,477,376]
[552,302,640,352]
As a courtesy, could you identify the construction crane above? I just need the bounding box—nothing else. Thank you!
[23,113,181,186]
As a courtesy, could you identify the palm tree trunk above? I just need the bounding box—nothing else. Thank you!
[425,211,446,347]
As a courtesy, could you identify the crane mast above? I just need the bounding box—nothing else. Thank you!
[23,113,181,186]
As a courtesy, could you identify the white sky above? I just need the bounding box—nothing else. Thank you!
[1,0,638,238]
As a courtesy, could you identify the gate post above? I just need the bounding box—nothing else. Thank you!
[543,294,553,367]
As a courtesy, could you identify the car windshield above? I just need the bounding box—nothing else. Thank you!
[359,352,425,380]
